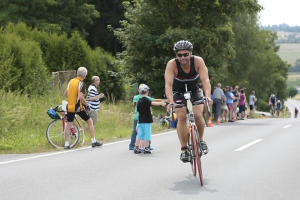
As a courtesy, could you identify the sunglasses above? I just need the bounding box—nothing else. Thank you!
[177,53,189,57]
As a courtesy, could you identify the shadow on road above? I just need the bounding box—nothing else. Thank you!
[169,174,218,194]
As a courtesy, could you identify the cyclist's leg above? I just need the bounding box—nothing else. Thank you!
[175,106,188,148]
[193,104,205,141]
[65,112,76,148]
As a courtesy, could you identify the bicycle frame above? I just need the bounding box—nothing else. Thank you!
[61,107,85,145]
[47,104,85,148]
[170,84,206,186]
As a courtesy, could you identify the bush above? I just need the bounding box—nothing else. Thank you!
[288,87,298,97]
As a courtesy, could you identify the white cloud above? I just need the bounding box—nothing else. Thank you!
[258,0,300,26]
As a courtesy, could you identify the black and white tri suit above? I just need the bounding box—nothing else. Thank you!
[172,56,203,104]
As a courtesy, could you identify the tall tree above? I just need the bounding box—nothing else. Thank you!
[85,0,125,54]
[113,0,262,97]
[0,0,99,37]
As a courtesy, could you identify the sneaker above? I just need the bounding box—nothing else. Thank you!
[144,148,152,154]
[64,146,71,150]
[134,147,142,154]
[149,146,154,150]
[129,146,135,150]
[228,120,234,122]
[180,151,190,163]
[201,141,209,154]
[92,141,103,148]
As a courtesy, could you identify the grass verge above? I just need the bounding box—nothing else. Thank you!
[0,89,169,154]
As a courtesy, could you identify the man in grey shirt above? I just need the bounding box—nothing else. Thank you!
[212,83,224,121]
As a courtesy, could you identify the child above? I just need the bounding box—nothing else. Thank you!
[134,84,166,154]
[129,84,166,150]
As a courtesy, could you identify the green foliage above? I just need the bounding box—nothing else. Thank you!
[0,24,50,95]
[0,88,166,153]
[289,59,300,72]
[288,87,298,97]
[0,0,99,37]
[85,0,125,54]
[1,22,125,100]
[112,0,262,97]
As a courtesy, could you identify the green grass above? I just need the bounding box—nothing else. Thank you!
[277,43,300,65]
[292,94,300,100]
[287,72,300,87]
[0,89,168,154]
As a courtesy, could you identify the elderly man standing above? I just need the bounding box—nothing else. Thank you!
[87,76,105,125]
[212,83,224,121]
[64,67,103,149]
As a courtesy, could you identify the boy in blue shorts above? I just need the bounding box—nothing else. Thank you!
[134,84,166,154]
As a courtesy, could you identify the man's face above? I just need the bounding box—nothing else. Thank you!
[176,50,191,67]
[235,86,239,91]
[94,78,100,86]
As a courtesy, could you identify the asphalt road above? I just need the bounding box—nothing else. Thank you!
[1,99,300,200]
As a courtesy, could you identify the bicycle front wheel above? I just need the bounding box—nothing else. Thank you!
[187,131,196,176]
[191,125,204,186]
[46,119,80,149]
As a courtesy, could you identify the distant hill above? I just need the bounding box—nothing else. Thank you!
[260,24,300,43]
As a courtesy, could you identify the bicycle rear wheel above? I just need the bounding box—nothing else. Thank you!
[46,119,80,148]
[191,125,204,186]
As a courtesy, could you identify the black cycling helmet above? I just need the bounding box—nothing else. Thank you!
[173,40,193,52]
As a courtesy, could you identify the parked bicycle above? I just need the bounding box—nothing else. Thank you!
[46,101,85,149]
[170,84,210,186]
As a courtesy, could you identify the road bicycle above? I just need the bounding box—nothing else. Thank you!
[46,101,85,149]
[270,106,275,118]
[170,84,210,186]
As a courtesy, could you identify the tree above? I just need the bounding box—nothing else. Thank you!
[85,0,125,54]
[288,87,298,97]
[0,0,99,37]
[113,0,262,97]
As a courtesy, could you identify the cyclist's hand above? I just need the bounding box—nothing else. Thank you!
[205,97,213,106]
[167,103,174,113]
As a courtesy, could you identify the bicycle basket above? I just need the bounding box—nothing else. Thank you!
[47,109,60,120]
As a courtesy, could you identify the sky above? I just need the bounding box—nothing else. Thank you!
[258,0,300,26]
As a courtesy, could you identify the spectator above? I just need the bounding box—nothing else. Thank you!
[134,84,166,154]
[226,86,235,122]
[237,89,246,119]
[87,76,105,126]
[212,83,224,121]
[129,84,165,150]
[221,88,228,122]
[64,67,103,149]
[249,91,257,118]
[232,85,240,120]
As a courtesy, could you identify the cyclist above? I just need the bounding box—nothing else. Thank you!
[269,94,276,116]
[275,100,282,117]
[64,67,103,149]
[164,40,212,163]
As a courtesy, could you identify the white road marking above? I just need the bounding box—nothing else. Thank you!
[0,130,176,165]
[283,125,292,129]
[235,139,263,151]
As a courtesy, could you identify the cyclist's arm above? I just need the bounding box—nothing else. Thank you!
[79,92,89,107]
[64,89,68,98]
[195,56,211,101]
[164,60,175,104]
